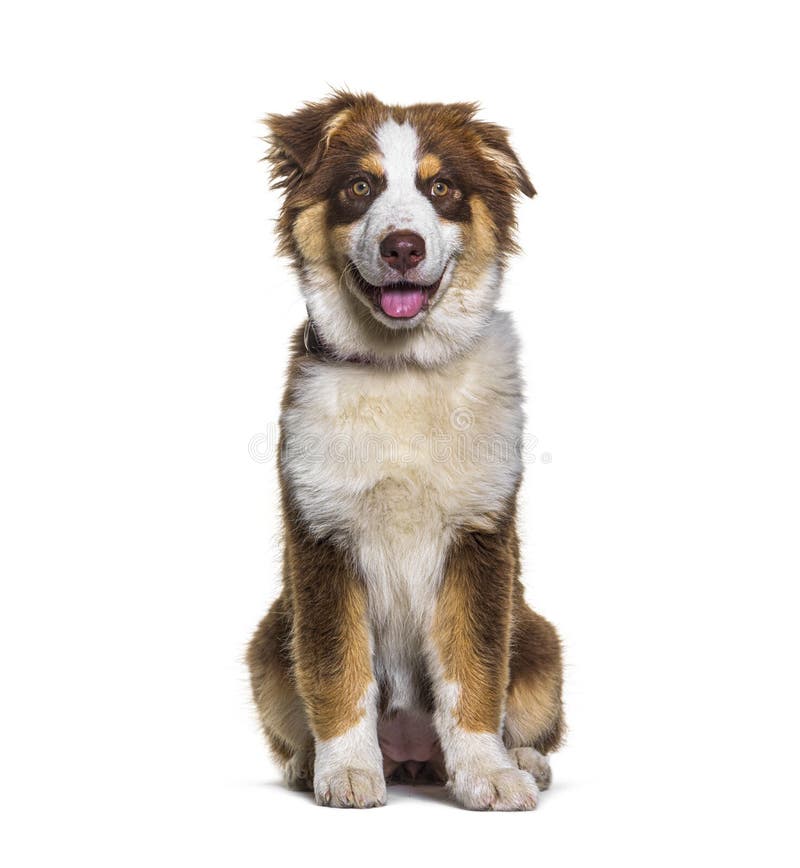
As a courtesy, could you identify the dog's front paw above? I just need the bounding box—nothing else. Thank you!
[449,766,539,811]
[508,746,552,791]
[314,766,387,808]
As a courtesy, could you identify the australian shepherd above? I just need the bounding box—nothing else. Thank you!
[247,91,564,811]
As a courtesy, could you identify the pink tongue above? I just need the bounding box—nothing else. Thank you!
[379,287,426,318]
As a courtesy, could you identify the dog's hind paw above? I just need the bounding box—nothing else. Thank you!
[449,766,539,811]
[508,746,552,791]
[314,766,387,808]
[284,750,314,791]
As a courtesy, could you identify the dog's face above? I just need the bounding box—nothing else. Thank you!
[267,92,534,365]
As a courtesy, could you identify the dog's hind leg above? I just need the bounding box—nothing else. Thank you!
[247,593,315,791]
[503,594,565,790]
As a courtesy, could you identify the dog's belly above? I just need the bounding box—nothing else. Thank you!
[377,709,444,782]
[378,711,443,778]
[378,710,438,761]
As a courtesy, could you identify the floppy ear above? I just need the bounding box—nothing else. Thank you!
[264,90,374,192]
[471,120,537,198]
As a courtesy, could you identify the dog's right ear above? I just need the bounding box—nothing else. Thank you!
[264,90,373,193]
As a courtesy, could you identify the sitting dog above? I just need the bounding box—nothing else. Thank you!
[247,91,564,810]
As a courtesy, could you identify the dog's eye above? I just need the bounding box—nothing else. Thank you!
[351,180,371,197]
[431,180,449,197]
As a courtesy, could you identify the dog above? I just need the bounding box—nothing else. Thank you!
[247,91,564,810]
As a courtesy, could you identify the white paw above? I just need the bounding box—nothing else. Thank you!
[508,746,552,791]
[314,766,387,808]
[449,765,540,811]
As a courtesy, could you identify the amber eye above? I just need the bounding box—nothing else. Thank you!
[431,179,449,197]
[351,180,371,197]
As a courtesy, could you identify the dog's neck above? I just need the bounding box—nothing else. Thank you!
[302,305,498,369]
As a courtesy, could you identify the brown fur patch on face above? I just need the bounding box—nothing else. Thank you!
[448,195,498,294]
[417,152,442,181]
[419,175,470,222]
[359,152,385,178]
[328,223,354,268]
[328,172,387,228]
[292,201,331,265]
[432,508,517,733]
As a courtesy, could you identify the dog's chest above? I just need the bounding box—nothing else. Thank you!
[283,356,521,548]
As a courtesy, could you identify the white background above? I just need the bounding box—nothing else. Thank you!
[1,1,798,865]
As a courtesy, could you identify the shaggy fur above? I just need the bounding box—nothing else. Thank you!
[247,91,564,810]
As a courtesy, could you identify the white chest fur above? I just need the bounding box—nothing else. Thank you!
[281,313,524,709]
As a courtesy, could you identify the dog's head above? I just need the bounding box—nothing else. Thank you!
[266,91,534,366]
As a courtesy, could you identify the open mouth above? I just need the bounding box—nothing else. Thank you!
[350,264,444,320]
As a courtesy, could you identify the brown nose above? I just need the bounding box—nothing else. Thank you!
[379,231,426,274]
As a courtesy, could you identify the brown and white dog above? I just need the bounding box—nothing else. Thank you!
[247,91,564,811]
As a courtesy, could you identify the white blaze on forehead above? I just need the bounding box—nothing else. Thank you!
[376,119,421,199]
[371,119,437,235]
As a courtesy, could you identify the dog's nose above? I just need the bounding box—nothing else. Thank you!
[379,231,426,274]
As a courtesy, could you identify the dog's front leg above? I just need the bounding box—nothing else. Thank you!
[427,523,540,811]
[288,526,385,808]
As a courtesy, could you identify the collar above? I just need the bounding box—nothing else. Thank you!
[303,314,373,365]
[302,315,327,357]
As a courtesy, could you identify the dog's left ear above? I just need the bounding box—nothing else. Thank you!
[472,120,537,198]
[264,90,376,193]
